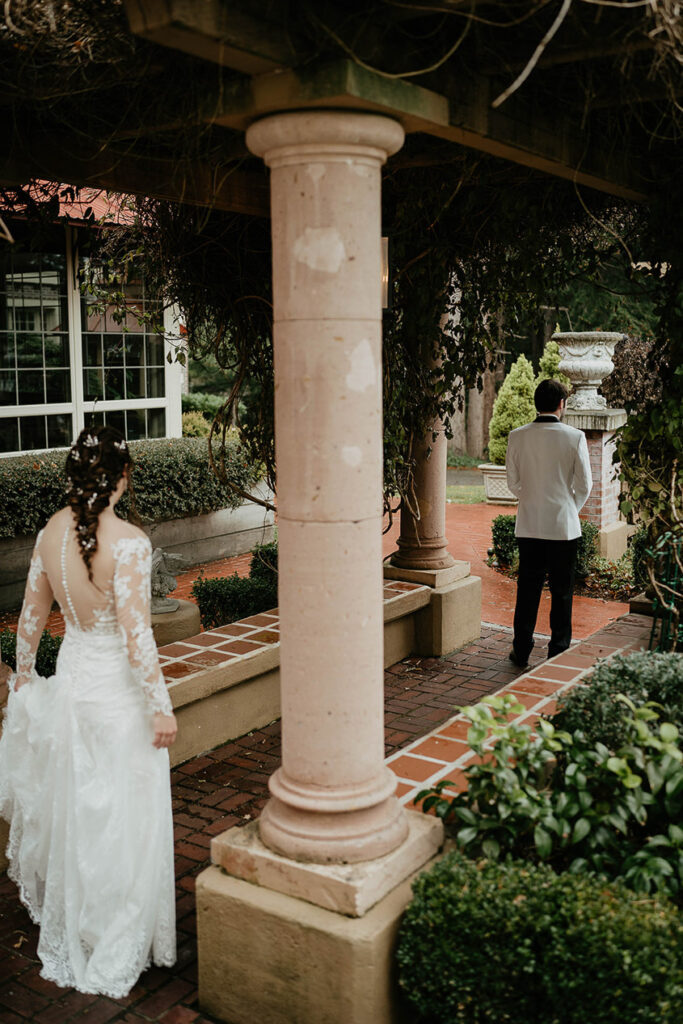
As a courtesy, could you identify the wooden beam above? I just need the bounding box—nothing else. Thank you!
[205,60,649,202]
[0,136,269,217]
[124,0,299,74]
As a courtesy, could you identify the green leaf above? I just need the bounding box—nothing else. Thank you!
[660,722,679,743]
[456,826,479,848]
[572,818,591,843]
[482,838,501,860]
[534,825,552,859]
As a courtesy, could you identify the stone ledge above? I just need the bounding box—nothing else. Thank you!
[564,409,627,432]
[383,560,470,588]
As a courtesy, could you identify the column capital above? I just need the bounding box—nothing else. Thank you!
[246,110,405,166]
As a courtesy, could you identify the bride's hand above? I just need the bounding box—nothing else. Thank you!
[152,712,178,749]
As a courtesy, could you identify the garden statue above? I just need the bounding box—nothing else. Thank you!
[150,547,185,613]
[553,331,625,410]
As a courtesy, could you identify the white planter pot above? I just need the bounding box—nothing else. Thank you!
[553,331,625,410]
[479,463,518,505]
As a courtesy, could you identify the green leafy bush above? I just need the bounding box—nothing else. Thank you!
[181,410,211,437]
[418,690,683,902]
[581,552,636,600]
[191,540,278,629]
[491,514,598,577]
[487,353,536,465]
[630,525,651,591]
[396,852,683,1024]
[536,338,571,387]
[0,436,259,538]
[181,392,227,420]
[575,519,599,578]
[491,513,517,566]
[249,540,278,587]
[552,651,683,751]
[191,574,277,630]
[0,627,63,678]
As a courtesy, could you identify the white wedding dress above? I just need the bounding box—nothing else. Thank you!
[0,509,176,997]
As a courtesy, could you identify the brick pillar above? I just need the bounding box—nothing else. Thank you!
[564,409,629,559]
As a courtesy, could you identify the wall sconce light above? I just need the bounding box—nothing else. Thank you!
[381,236,390,310]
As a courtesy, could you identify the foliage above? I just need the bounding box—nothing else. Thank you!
[191,573,277,631]
[181,393,227,420]
[601,334,665,413]
[575,521,599,579]
[0,437,258,537]
[631,525,651,592]
[417,691,683,903]
[0,628,63,679]
[446,451,482,469]
[490,514,598,579]
[396,851,683,1024]
[191,538,278,629]
[580,552,636,602]
[181,410,211,437]
[491,513,518,566]
[536,338,570,387]
[487,353,536,465]
[552,651,683,752]
[248,540,278,588]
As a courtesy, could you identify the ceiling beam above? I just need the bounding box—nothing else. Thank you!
[0,135,269,217]
[123,0,299,74]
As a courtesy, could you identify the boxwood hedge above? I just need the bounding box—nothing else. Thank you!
[396,852,683,1024]
[0,435,259,538]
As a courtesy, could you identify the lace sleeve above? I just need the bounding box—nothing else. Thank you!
[15,529,54,688]
[112,535,173,716]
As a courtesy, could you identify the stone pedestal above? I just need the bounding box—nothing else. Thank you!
[151,598,201,646]
[564,408,629,559]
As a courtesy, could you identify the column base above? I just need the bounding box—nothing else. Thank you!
[211,811,443,917]
[198,822,444,1024]
[384,559,470,589]
[598,521,630,561]
[415,575,482,656]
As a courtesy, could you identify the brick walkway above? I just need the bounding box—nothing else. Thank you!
[0,621,561,1024]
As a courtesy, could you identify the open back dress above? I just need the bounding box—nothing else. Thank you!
[0,508,176,997]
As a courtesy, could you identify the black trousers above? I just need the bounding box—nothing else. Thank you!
[513,537,579,663]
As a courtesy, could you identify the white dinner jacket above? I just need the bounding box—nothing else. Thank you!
[505,417,592,541]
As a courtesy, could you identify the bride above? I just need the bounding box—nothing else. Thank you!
[0,425,178,997]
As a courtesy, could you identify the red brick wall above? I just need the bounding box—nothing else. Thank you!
[580,429,621,529]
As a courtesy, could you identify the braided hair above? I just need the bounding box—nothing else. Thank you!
[65,426,132,581]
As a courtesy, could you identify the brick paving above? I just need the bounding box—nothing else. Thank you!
[0,620,567,1024]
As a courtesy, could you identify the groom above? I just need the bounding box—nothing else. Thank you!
[505,378,592,668]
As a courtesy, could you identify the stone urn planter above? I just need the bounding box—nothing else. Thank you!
[553,331,625,410]
[479,462,518,505]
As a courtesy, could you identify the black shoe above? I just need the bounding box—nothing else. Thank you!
[509,648,529,670]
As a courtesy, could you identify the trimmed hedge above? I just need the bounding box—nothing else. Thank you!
[0,436,259,538]
[0,627,63,679]
[181,393,227,419]
[552,650,683,750]
[491,513,599,578]
[191,540,278,629]
[396,852,683,1024]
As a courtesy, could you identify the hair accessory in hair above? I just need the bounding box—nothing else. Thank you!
[87,493,98,509]
[83,537,96,551]
[114,439,128,452]
[83,434,99,449]
[97,473,109,488]
[69,446,81,462]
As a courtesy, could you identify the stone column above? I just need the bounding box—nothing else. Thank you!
[246,111,408,864]
[391,385,456,572]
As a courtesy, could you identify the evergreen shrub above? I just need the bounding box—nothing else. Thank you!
[0,627,63,679]
[630,525,651,591]
[552,650,683,750]
[491,514,599,577]
[487,353,536,465]
[191,540,278,629]
[396,852,683,1024]
[181,410,211,437]
[0,436,258,538]
[491,513,517,565]
[181,393,227,420]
